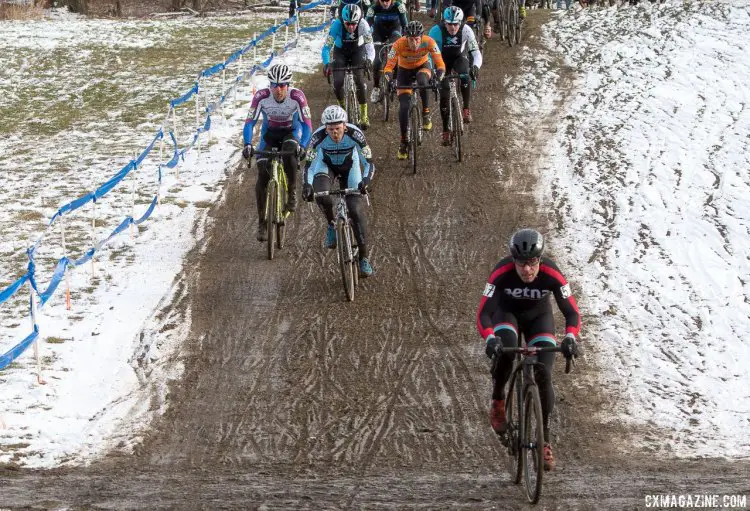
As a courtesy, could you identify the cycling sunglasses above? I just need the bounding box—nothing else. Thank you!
[270,82,289,88]
[514,257,541,268]
[344,21,358,26]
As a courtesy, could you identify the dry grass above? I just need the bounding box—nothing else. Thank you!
[0,3,45,20]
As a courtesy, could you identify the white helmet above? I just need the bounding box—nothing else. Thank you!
[321,105,348,124]
[267,64,292,84]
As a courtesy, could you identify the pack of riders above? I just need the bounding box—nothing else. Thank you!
[244,3,580,471]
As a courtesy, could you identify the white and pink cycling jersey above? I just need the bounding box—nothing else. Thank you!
[245,87,312,131]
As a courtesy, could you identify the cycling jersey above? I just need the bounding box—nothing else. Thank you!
[365,1,408,36]
[322,19,376,66]
[304,124,374,186]
[383,35,446,73]
[243,87,312,147]
[476,256,581,340]
[428,22,483,68]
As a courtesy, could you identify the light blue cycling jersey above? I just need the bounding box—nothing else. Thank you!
[322,19,376,66]
[304,123,374,188]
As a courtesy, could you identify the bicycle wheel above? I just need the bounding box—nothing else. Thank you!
[504,367,523,485]
[349,222,359,288]
[409,101,419,174]
[450,94,462,162]
[266,180,277,260]
[381,74,390,121]
[523,384,545,504]
[337,220,355,301]
[276,170,287,250]
[346,78,360,127]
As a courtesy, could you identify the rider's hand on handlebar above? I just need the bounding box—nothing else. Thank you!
[384,71,393,84]
[323,64,331,78]
[242,144,254,160]
[485,334,501,359]
[561,333,579,359]
[302,183,314,202]
[358,176,371,195]
[435,69,445,82]
[470,65,480,81]
[296,145,307,161]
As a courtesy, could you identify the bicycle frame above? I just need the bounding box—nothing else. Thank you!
[253,148,295,259]
[396,80,439,173]
[332,65,369,127]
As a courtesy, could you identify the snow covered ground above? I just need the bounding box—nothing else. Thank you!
[523,0,750,458]
[0,8,327,467]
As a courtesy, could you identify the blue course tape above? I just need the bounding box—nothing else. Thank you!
[0,325,39,371]
[0,273,29,306]
[170,83,199,109]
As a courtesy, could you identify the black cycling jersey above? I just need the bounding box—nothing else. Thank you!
[476,255,581,340]
[365,1,408,36]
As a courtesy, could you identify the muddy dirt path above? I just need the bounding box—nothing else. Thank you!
[2,12,748,511]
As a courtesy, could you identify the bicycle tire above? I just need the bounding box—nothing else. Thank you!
[346,78,360,127]
[266,180,277,260]
[350,222,359,288]
[450,94,462,162]
[523,385,545,504]
[504,367,523,485]
[409,102,419,174]
[276,172,287,250]
[381,74,390,122]
[337,220,355,301]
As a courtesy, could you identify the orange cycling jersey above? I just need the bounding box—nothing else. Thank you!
[383,35,446,73]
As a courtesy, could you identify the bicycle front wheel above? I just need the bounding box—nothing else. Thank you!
[346,79,360,127]
[504,368,523,484]
[266,180,277,260]
[381,74,391,122]
[277,170,288,250]
[409,102,419,174]
[450,94,462,162]
[523,384,545,504]
[337,220,355,301]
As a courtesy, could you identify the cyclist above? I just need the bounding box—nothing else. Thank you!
[428,6,482,146]
[365,0,408,103]
[383,20,446,160]
[302,105,375,277]
[330,0,372,19]
[476,228,581,471]
[322,4,376,129]
[242,63,312,242]
[443,0,487,39]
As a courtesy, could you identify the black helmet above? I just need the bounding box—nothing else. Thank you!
[405,20,424,37]
[509,229,544,260]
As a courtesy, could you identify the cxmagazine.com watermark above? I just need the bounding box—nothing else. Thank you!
[645,494,748,509]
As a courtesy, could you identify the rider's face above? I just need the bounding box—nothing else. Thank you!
[378,0,392,6]
[344,21,358,33]
[514,258,541,283]
[326,122,346,142]
[407,36,421,51]
[446,22,460,36]
[270,82,289,102]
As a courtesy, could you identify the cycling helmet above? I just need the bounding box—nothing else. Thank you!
[405,20,424,37]
[321,104,348,125]
[267,64,292,84]
[509,228,545,260]
[443,6,464,24]
[341,4,362,24]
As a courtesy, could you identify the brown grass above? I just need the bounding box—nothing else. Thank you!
[0,3,45,20]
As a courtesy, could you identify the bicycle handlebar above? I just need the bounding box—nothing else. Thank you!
[313,187,361,197]
[497,345,575,374]
[253,150,297,158]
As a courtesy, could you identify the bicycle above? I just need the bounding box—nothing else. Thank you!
[443,73,469,162]
[396,79,439,174]
[313,188,366,302]
[253,148,295,260]
[331,65,369,129]
[493,341,573,504]
[504,0,522,47]
[467,16,487,53]
[373,42,396,121]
